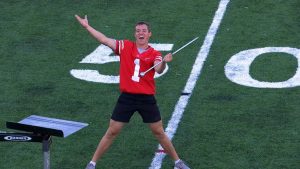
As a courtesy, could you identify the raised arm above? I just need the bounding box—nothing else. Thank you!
[75,15,116,51]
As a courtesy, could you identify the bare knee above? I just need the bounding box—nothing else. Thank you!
[104,120,125,139]
[149,121,167,140]
[151,128,166,140]
[105,127,121,139]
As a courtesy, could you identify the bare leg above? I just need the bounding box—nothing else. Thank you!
[91,119,125,162]
[149,120,180,161]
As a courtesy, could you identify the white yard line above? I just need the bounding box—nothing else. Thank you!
[149,0,231,168]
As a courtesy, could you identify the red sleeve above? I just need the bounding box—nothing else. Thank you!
[114,40,119,55]
[114,40,127,56]
[114,40,133,56]
[154,51,163,62]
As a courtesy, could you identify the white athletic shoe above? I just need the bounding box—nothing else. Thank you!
[174,160,191,169]
[85,163,95,169]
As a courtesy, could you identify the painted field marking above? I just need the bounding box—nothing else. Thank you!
[149,0,231,168]
[225,47,300,88]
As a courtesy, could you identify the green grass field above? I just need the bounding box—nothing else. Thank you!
[0,0,299,169]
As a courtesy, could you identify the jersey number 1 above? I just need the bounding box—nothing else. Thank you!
[131,58,140,82]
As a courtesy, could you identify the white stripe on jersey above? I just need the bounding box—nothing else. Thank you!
[118,40,123,55]
[121,40,124,52]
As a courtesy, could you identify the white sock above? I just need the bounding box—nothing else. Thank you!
[175,159,181,164]
[90,161,96,166]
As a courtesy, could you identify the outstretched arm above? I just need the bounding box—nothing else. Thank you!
[154,53,172,74]
[75,15,116,51]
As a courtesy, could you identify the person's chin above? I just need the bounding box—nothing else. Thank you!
[137,40,147,45]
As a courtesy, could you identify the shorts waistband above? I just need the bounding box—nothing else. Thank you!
[121,92,154,97]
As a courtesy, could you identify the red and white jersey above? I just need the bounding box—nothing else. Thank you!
[115,40,162,95]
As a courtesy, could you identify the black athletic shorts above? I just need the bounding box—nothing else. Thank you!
[111,92,161,123]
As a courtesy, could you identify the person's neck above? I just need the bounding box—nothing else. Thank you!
[136,43,149,50]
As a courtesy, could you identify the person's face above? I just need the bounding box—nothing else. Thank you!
[135,24,151,47]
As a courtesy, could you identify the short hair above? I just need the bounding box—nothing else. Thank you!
[135,21,151,32]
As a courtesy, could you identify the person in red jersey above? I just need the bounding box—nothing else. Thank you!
[75,15,190,169]
[116,39,162,94]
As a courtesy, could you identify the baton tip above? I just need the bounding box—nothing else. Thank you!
[139,72,145,77]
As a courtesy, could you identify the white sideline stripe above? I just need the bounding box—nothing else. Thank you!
[148,0,231,168]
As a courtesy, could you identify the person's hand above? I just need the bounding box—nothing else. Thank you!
[75,15,89,28]
[163,53,173,62]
